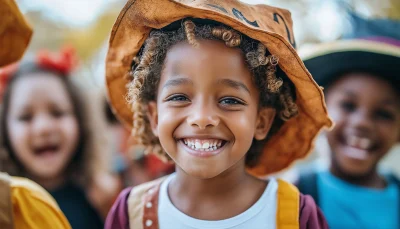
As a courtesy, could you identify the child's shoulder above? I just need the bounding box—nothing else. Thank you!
[10,176,61,210]
[104,175,169,229]
[105,176,328,229]
[299,193,329,229]
[130,176,168,199]
[1,174,72,229]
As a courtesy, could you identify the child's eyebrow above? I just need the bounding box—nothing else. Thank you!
[217,78,250,94]
[163,77,193,89]
[381,99,399,107]
[342,90,357,98]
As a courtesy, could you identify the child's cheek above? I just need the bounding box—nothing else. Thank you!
[227,112,254,141]
[8,120,30,153]
[156,106,183,149]
[326,101,346,125]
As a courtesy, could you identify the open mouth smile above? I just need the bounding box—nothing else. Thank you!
[33,144,60,156]
[179,138,228,157]
[340,135,377,160]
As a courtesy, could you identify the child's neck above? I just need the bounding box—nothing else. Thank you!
[330,166,386,189]
[29,173,68,191]
[168,161,267,220]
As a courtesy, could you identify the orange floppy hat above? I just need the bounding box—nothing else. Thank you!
[0,0,32,67]
[105,0,333,176]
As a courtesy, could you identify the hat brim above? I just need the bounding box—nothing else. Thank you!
[301,40,400,89]
[0,0,32,66]
[106,0,332,176]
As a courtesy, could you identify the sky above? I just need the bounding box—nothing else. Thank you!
[18,0,121,27]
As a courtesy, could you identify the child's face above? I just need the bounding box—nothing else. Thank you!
[7,73,79,181]
[325,73,400,177]
[147,40,275,179]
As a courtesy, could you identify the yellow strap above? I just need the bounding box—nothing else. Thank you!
[276,179,300,229]
[11,177,72,229]
[0,173,14,229]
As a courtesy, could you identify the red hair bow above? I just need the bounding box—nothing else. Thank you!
[36,46,78,75]
[0,46,78,99]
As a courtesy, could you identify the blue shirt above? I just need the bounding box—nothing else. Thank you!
[318,171,399,229]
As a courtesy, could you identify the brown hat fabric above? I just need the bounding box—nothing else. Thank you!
[105,0,333,176]
[0,0,32,67]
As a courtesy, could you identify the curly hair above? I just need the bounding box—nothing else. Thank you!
[0,62,107,187]
[126,20,298,166]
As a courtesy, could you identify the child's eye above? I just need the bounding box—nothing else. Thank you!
[340,101,356,112]
[219,97,245,106]
[51,110,67,118]
[166,94,189,102]
[18,114,32,122]
[374,109,395,121]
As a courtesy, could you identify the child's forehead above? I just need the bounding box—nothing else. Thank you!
[165,40,245,65]
[161,41,252,81]
[327,72,400,104]
[331,72,397,90]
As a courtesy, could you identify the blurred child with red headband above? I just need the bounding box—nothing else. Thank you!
[0,47,118,229]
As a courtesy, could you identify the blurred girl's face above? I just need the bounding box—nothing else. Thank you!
[7,73,79,182]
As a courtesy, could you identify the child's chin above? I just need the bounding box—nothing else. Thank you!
[31,168,63,180]
[337,161,376,178]
[181,166,225,179]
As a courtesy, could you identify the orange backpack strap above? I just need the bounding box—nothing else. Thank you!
[0,173,14,229]
[276,179,300,229]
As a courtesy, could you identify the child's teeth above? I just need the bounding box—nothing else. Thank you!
[359,138,371,150]
[347,136,372,150]
[183,139,225,151]
[348,136,358,147]
[195,142,202,148]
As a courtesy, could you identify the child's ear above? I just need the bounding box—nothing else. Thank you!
[254,108,276,140]
[146,101,158,137]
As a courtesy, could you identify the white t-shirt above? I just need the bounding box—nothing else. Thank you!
[158,173,277,229]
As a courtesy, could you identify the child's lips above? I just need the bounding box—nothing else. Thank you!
[33,144,60,156]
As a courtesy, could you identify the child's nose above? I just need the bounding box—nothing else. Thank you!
[350,109,374,132]
[186,102,220,129]
[32,114,56,136]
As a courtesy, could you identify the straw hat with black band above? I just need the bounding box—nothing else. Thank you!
[300,37,400,91]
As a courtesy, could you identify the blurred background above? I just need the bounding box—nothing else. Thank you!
[1,1,397,228]
[16,0,400,84]
[15,0,400,180]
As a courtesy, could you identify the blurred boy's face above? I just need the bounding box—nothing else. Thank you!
[325,73,400,178]
[147,40,275,179]
[7,73,79,184]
